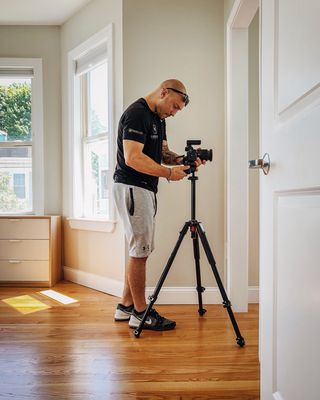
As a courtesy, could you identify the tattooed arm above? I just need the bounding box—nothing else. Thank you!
[162,140,183,165]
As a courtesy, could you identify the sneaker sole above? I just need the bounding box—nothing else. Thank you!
[114,309,132,321]
[129,323,176,331]
[115,316,130,321]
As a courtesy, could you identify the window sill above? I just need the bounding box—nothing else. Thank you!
[67,218,117,233]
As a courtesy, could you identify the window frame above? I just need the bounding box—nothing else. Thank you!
[0,58,44,215]
[67,25,116,232]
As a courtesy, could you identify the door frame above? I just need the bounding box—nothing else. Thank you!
[225,0,259,312]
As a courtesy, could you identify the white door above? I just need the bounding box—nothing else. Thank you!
[260,0,320,399]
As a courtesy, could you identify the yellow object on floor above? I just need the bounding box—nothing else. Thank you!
[2,295,51,314]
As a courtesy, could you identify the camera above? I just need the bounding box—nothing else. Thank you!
[183,140,213,173]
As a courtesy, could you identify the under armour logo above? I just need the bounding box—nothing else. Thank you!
[152,124,157,135]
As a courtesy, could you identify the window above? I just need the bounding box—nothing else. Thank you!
[68,26,114,226]
[0,59,43,215]
[81,62,109,218]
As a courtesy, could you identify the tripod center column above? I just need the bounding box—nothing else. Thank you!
[188,171,198,221]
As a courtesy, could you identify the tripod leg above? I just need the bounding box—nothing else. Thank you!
[134,222,190,338]
[196,222,245,347]
[192,233,206,316]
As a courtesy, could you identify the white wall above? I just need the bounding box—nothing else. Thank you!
[0,26,61,215]
[224,0,259,289]
[248,11,259,286]
[123,0,225,287]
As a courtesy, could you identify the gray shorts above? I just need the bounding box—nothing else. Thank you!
[113,183,157,258]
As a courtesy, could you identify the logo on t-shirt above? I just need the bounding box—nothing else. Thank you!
[128,128,143,135]
[151,123,158,139]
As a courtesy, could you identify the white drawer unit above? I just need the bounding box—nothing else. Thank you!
[0,216,61,287]
[0,261,50,281]
[0,218,49,239]
[0,240,49,260]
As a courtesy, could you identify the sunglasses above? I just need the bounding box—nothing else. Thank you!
[165,87,190,106]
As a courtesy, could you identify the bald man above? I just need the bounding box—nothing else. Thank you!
[113,80,199,331]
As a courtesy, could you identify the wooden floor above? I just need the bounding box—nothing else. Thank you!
[0,281,260,399]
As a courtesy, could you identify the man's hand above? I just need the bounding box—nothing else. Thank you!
[194,147,207,169]
[169,165,190,181]
[195,157,206,169]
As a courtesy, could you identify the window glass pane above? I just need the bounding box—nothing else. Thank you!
[84,139,109,218]
[0,147,32,212]
[13,173,26,199]
[88,62,108,136]
[0,78,32,141]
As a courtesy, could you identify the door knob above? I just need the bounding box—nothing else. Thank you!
[248,153,270,175]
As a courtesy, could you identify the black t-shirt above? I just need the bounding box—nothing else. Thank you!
[113,98,167,193]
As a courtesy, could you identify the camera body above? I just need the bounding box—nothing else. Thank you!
[183,140,213,173]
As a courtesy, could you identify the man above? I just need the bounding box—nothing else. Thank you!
[113,79,200,331]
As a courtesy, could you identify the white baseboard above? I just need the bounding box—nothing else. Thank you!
[63,266,259,304]
[146,286,259,304]
[63,266,123,297]
[145,286,221,304]
[248,286,259,303]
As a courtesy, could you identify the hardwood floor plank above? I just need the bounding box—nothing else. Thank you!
[0,281,260,399]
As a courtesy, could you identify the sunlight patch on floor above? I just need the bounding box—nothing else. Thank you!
[2,295,51,314]
[39,290,78,304]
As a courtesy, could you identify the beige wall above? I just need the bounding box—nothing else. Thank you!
[63,221,125,282]
[60,0,125,281]
[0,26,61,215]
[248,11,259,286]
[123,0,225,287]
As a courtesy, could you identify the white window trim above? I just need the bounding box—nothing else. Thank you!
[67,25,115,232]
[67,217,117,233]
[0,58,44,216]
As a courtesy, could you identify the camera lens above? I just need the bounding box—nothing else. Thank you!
[197,149,213,162]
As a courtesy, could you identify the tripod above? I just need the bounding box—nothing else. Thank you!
[134,169,245,347]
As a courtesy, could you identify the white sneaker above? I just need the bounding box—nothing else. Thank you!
[114,303,133,321]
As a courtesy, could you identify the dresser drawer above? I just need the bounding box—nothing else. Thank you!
[0,219,49,239]
[0,240,49,260]
[0,260,49,281]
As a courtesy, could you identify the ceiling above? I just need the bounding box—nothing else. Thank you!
[0,0,92,25]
